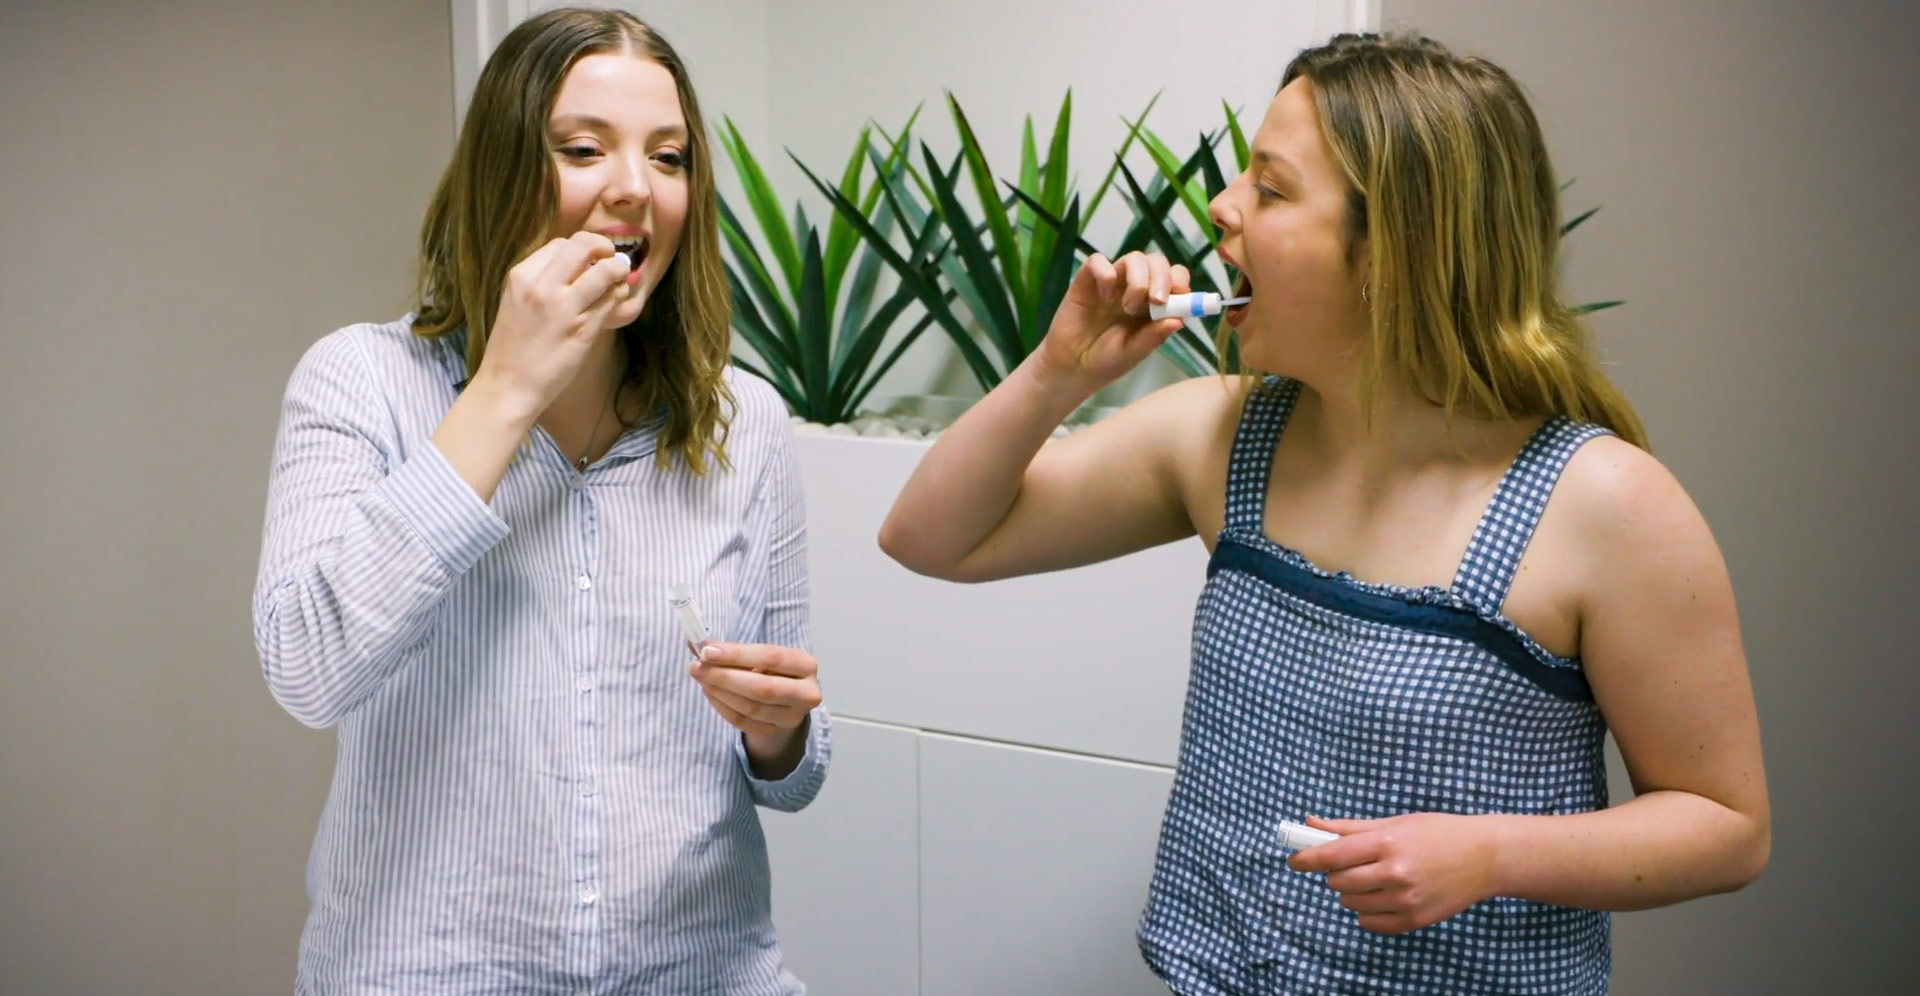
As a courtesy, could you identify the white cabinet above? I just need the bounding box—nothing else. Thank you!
[763,719,922,995]
[916,735,1175,996]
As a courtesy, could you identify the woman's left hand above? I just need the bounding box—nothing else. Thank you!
[689,642,821,760]
[1285,813,1503,935]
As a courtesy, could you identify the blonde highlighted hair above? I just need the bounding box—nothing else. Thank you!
[412,6,734,472]
[1282,32,1647,448]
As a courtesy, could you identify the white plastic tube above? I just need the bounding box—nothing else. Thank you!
[1276,820,1339,851]
[1149,292,1249,321]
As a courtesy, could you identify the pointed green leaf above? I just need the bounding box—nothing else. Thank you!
[1027,90,1074,304]
[1089,90,1162,219]
[1017,115,1040,259]
[794,152,1002,390]
[829,281,921,415]
[947,93,1029,310]
[1560,205,1600,237]
[1030,197,1083,352]
[1135,122,1214,242]
[1572,300,1624,315]
[718,116,802,298]
[1006,185,1101,257]
[821,124,871,308]
[797,231,831,403]
[922,141,1023,370]
[842,297,950,417]
[717,195,799,367]
[1223,101,1250,172]
[723,271,802,398]
[834,191,902,371]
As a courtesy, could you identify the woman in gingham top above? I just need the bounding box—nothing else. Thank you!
[254,9,829,993]
[879,32,1768,994]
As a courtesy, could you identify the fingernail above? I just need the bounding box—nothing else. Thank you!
[699,644,719,661]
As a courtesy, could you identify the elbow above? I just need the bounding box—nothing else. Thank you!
[254,609,351,730]
[877,515,970,582]
[1729,816,1772,892]
[260,653,350,730]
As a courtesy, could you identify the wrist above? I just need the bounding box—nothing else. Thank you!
[743,717,809,779]
[1013,352,1099,421]
[1480,814,1528,899]
[463,368,546,430]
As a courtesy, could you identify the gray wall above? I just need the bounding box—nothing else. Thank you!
[1377,0,1920,991]
[0,2,451,993]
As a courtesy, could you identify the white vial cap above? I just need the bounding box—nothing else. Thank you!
[1277,820,1339,851]
[1149,292,1221,321]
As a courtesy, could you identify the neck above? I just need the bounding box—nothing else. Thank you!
[1291,360,1519,477]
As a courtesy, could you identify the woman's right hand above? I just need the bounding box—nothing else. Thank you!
[471,230,633,420]
[1032,251,1190,400]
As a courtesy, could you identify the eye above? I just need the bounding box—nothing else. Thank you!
[653,148,688,170]
[556,144,601,161]
[1257,185,1285,201]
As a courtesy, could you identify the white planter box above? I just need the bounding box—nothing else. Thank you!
[794,431,1207,767]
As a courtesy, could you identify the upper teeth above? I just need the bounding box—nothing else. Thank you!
[612,238,644,254]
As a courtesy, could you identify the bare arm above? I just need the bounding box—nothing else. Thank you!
[879,252,1219,582]
[1486,438,1770,907]
[1294,438,1769,931]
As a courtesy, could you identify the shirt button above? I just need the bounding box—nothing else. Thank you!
[580,778,596,797]
[579,886,598,906]
[574,574,592,591]
[576,675,593,692]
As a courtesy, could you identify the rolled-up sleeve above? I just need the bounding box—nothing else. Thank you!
[732,412,831,810]
[252,331,508,729]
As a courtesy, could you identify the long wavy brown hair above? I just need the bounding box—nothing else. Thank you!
[412,6,733,472]
[1280,32,1647,448]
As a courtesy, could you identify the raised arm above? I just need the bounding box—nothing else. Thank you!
[879,252,1227,582]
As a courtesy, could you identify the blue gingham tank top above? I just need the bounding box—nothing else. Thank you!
[1138,377,1614,994]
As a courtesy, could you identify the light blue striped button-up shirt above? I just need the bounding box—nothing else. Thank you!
[253,317,829,994]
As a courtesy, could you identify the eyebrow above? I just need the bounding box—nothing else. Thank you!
[1252,149,1300,182]
[548,114,688,140]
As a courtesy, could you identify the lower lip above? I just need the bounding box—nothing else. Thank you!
[625,264,644,287]
[1225,301,1250,326]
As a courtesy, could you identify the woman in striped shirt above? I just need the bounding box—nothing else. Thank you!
[253,8,830,993]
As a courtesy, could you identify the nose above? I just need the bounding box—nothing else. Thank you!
[604,150,651,209]
[1208,178,1240,238]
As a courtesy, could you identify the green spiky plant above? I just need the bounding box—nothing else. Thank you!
[800,91,1177,392]
[716,110,962,424]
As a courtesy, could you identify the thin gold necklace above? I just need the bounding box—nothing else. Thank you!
[575,379,620,471]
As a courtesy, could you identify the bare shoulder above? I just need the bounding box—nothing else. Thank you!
[1555,435,1716,559]
[1551,433,1737,644]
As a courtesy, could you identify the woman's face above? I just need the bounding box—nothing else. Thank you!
[1208,77,1370,376]
[545,50,689,328]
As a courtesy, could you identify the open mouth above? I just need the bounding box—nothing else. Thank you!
[1225,271,1252,326]
[610,235,649,285]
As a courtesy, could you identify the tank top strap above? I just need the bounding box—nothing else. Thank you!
[1222,377,1302,534]
[1450,417,1614,609]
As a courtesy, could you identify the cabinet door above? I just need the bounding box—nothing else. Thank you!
[917,735,1175,996]
[762,718,921,995]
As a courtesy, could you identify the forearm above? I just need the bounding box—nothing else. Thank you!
[1488,790,1770,911]
[878,355,1087,575]
[255,443,509,728]
[431,373,542,503]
